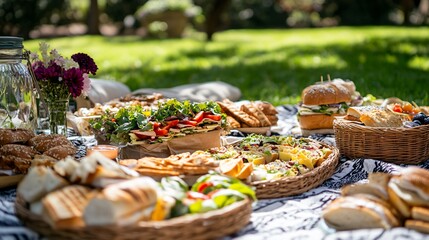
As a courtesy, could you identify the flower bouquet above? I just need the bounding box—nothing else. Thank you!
[31,42,98,135]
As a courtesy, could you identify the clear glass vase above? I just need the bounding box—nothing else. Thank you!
[47,99,69,136]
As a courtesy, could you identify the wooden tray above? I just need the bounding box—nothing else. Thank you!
[0,174,24,189]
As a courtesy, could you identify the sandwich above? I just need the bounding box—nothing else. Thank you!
[298,79,354,135]
[322,195,400,230]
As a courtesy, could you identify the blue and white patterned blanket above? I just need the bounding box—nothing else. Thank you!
[1,106,429,240]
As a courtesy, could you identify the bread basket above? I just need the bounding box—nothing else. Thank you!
[250,142,340,199]
[15,195,252,240]
[334,118,429,164]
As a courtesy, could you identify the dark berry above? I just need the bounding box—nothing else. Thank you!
[424,117,429,125]
[413,112,427,123]
[413,120,422,126]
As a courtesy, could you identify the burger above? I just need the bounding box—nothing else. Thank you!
[298,79,358,135]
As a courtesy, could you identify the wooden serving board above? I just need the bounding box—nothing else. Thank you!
[0,174,24,189]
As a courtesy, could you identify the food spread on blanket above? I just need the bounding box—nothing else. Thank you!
[322,167,429,234]
[90,99,226,145]
[211,134,333,181]
[17,152,255,228]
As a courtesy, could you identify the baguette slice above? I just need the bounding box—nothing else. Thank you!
[84,177,158,226]
[18,166,68,203]
[323,196,399,230]
[42,185,94,229]
[241,103,272,127]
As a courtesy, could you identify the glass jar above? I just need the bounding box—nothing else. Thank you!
[0,36,37,130]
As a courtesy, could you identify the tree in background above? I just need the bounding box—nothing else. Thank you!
[0,0,67,39]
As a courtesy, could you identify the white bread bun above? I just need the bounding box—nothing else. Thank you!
[331,78,356,94]
[387,182,411,218]
[412,207,429,222]
[302,82,351,105]
[388,168,429,207]
[322,196,400,230]
[298,114,342,130]
[18,166,69,203]
[83,177,158,226]
[42,185,94,229]
[341,182,388,201]
[405,220,429,234]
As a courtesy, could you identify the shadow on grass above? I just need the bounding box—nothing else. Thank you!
[104,35,429,105]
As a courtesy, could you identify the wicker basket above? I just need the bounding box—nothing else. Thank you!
[334,118,429,164]
[15,196,252,240]
[250,142,339,199]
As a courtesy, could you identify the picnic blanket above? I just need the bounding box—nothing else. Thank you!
[1,105,429,240]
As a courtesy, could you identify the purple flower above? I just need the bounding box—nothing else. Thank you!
[32,61,63,82]
[71,53,98,75]
[63,68,84,98]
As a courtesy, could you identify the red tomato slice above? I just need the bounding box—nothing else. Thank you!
[180,120,198,126]
[154,128,168,136]
[197,182,213,193]
[167,119,179,128]
[193,111,205,123]
[204,114,221,121]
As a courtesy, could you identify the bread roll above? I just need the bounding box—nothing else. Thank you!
[0,144,38,160]
[302,82,351,106]
[341,182,388,201]
[84,177,158,226]
[17,166,68,203]
[0,128,35,145]
[28,134,63,147]
[34,136,73,153]
[0,144,39,173]
[42,185,94,229]
[412,207,429,222]
[387,183,411,218]
[405,220,429,234]
[298,114,342,130]
[388,168,429,207]
[322,196,399,230]
[44,145,76,160]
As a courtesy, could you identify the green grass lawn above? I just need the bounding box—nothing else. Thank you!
[24,26,429,106]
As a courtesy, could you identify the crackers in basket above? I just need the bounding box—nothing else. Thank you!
[217,99,278,128]
[119,151,219,177]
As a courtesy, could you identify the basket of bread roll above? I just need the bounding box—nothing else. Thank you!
[15,152,255,240]
[334,98,429,164]
[209,134,340,199]
[322,167,429,234]
[297,77,363,136]
[217,99,278,135]
[0,128,77,188]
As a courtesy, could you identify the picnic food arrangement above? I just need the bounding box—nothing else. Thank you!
[1,43,429,240]
[15,153,255,239]
[323,167,429,234]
